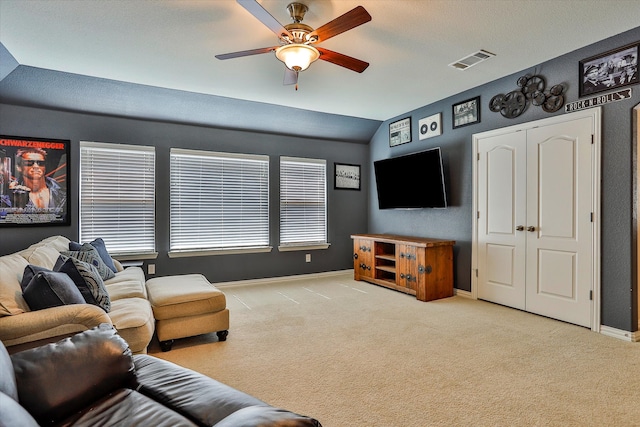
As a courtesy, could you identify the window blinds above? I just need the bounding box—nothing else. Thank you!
[79,142,156,256]
[170,149,269,251]
[280,157,327,246]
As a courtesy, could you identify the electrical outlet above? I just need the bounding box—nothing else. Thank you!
[148,264,155,275]
[305,253,311,263]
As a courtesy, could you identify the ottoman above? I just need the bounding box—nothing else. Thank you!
[146,274,229,351]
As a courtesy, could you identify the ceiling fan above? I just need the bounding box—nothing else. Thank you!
[216,0,372,88]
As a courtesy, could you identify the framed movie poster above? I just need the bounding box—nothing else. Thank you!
[0,135,70,226]
[579,42,639,97]
[334,162,361,190]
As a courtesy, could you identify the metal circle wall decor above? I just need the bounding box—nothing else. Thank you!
[490,74,566,118]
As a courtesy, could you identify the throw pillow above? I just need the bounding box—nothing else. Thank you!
[21,270,85,311]
[54,256,111,313]
[61,245,115,281]
[69,238,117,273]
[20,264,51,291]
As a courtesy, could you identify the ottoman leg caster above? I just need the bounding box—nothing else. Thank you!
[160,339,174,352]
[217,330,229,341]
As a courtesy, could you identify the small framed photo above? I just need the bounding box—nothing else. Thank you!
[389,117,411,147]
[452,96,481,129]
[334,163,361,191]
[579,42,639,97]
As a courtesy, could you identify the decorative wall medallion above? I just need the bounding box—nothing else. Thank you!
[490,74,566,118]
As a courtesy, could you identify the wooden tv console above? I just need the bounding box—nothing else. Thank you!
[351,234,455,302]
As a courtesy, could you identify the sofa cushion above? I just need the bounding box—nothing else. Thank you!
[10,324,136,425]
[17,235,71,270]
[61,244,115,281]
[55,256,111,312]
[214,405,322,427]
[21,269,85,311]
[0,392,39,427]
[104,266,147,300]
[0,253,30,316]
[108,297,154,354]
[60,388,199,427]
[69,238,117,273]
[0,338,18,399]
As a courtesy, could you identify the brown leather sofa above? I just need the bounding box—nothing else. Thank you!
[0,324,321,427]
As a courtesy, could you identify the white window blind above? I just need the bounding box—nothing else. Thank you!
[170,148,269,252]
[79,142,156,256]
[280,157,327,246]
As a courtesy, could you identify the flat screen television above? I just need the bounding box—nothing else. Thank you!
[374,147,447,209]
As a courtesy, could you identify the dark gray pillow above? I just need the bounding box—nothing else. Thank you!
[54,256,111,313]
[61,245,115,281]
[20,265,51,291]
[21,270,85,311]
[69,238,117,273]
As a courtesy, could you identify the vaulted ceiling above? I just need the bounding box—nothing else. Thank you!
[1,0,639,143]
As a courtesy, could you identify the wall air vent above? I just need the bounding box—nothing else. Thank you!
[449,49,496,70]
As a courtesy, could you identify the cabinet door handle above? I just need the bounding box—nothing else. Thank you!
[516,225,524,231]
[399,253,405,258]
[400,273,405,279]
[527,226,536,232]
[353,253,358,259]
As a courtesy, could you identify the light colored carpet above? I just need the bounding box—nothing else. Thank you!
[148,272,640,427]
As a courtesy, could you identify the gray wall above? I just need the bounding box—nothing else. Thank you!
[0,105,369,282]
[369,26,640,331]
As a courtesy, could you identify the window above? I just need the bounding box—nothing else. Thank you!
[279,157,328,250]
[79,142,156,257]
[169,149,269,255]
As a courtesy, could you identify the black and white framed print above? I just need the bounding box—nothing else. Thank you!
[579,42,639,97]
[334,162,361,190]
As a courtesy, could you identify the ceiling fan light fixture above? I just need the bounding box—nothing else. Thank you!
[275,44,320,72]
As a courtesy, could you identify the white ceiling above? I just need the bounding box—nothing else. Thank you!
[1,0,640,121]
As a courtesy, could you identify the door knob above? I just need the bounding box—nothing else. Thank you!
[527,226,536,232]
[516,225,524,231]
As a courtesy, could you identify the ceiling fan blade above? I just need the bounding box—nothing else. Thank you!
[283,68,298,86]
[317,47,369,73]
[237,0,293,39]
[310,6,371,43]
[215,46,278,60]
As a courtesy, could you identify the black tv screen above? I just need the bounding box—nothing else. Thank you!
[374,147,447,209]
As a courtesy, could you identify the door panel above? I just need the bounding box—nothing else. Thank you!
[477,131,527,310]
[525,117,593,327]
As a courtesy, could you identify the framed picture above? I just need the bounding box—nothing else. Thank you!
[452,96,481,129]
[389,117,411,147]
[334,162,361,190]
[579,42,639,97]
[0,135,70,227]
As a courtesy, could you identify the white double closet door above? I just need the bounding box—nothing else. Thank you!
[473,108,600,328]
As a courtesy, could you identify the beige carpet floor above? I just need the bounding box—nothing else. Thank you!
[148,272,640,427]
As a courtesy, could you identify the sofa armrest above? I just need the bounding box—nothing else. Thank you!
[134,354,265,425]
[10,324,136,425]
[0,304,111,345]
[133,355,321,427]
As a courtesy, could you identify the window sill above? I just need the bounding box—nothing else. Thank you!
[278,243,331,252]
[113,252,158,261]
[168,246,273,258]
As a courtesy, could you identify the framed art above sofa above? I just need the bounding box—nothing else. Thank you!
[0,135,70,227]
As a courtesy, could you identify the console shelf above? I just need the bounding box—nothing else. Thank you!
[351,234,455,302]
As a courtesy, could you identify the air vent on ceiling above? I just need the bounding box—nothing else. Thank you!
[449,49,496,70]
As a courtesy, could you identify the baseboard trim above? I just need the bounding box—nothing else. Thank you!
[215,269,353,288]
[454,288,473,298]
[599,325,639,342]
